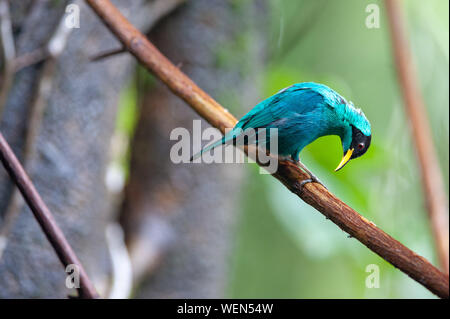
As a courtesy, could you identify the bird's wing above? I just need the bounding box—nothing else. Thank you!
[191,85,334,160]
[237,86,326,130]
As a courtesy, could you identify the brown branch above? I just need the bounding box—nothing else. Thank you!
[85,0,449,298]
[0,132,99,298]
[385,0,449,273]
[90,46,125,61]
[0,59,56,260]
[0,8,75,260]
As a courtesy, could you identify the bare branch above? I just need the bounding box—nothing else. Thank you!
[0,60,56,260]
[85,0,449,298]
[385,0,449,273]
[0,3,99,299]
[0,7,75,261]
[5,0,79,73]
[91,46,125,61]
[0,132,99,299]
[90,0,185,61]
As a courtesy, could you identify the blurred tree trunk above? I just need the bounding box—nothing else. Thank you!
[0,0,265,298]
[0,0,166,298]
[120,0,266,298]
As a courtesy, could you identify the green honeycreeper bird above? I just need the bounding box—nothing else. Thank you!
[192,82,371,187]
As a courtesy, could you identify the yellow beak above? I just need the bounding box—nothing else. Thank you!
[335,148,353,172]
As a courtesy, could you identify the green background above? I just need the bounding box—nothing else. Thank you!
[226,0,448,298]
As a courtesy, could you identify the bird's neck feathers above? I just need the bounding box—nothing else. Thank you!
[339,101,371,137]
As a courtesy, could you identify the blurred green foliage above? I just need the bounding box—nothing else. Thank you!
[227,0,448,298]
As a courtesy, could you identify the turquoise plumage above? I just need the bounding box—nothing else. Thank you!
[193,82,371,180]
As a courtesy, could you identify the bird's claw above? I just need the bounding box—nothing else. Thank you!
[299,178,314,190]
[299,174,327,192]
[310,174,327,189]
[279,156,328,191]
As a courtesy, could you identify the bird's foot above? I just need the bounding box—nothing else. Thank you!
[299,174,326,192]
[288,157,328,191]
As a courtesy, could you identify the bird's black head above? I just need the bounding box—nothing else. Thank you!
[335,125,372,171]
[350,125,371,159]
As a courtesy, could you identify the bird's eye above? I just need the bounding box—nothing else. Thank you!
[358,143,364,150]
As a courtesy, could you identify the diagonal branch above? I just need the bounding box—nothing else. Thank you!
[85,0,449,298]
[0,133,99,299]
[385,0,449,274]
[0,3,76,261]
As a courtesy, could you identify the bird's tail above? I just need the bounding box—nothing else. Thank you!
[190,128,241,161]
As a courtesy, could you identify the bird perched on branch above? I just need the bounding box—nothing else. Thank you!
[192,82,371,187]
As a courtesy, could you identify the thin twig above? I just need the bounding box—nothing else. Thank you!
[0,60,56,260]
[90,0,185,62]
[385,0,449,273]
[0,6,75,260]
[1,0,80,76]
[12,47,47,72]
[85,0,449,298]
[0,132,99,298]
[0,1,98,298]
[91,46,125,61]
